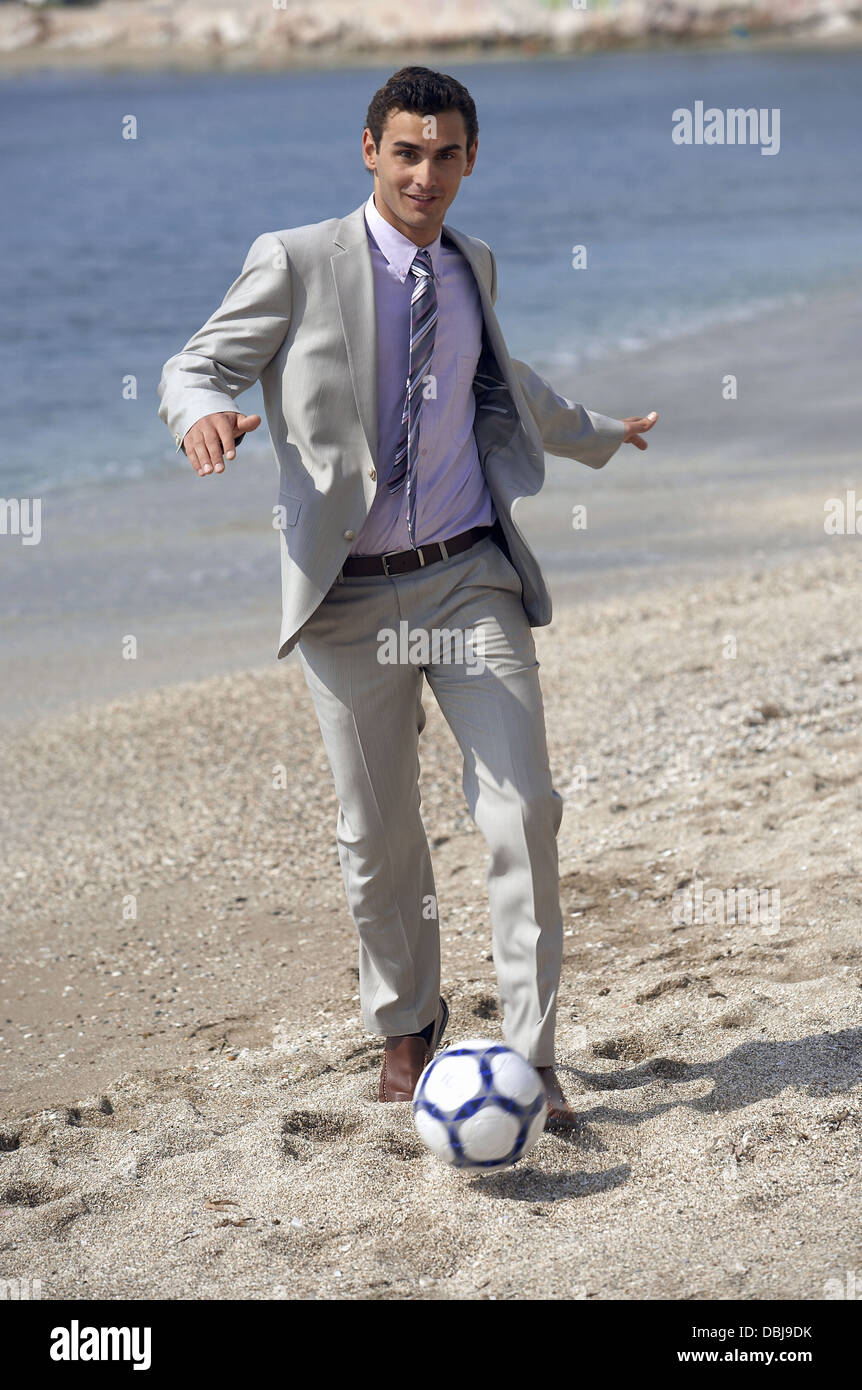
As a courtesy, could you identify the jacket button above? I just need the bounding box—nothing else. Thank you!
[343,529,355,541]
[369,467,377,480]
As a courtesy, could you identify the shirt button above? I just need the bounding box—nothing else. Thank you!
[369,467,377,480]
[343,529,355,541]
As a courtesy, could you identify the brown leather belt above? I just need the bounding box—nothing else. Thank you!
[341,525,493,578]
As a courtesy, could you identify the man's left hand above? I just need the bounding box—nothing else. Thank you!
[622,411,659,450]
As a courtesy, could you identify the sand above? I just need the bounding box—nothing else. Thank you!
[1,540,861,1300]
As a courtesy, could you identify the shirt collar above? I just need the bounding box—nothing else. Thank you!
[364,191,443,283]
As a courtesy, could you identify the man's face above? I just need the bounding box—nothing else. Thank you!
[362,107,478,245]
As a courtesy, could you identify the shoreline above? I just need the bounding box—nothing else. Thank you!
[0,538,844,734]
[1,36,861,77]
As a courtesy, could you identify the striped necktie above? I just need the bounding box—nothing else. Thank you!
[386,245,437,547]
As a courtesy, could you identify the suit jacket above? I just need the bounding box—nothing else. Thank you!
[157,200,626,659]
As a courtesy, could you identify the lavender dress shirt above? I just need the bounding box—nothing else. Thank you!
[349,191,496,555]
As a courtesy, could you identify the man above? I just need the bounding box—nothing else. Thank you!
[158,67,657,1126]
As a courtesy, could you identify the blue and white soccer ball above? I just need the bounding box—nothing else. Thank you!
[412,1039,547,1170]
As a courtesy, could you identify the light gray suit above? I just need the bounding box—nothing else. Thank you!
[157,200,626,1065]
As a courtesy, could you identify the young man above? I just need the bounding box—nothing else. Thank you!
[158,67,657,1125]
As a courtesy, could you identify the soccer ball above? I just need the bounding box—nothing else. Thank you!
[412,1039,547,1170]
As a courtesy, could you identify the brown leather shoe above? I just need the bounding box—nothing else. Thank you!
[537,1065,579,1129]
[378,996,449,1102]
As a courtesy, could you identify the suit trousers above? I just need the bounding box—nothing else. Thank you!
[295,533,564,1066]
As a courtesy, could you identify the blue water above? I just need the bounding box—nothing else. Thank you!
[1,48,861,497]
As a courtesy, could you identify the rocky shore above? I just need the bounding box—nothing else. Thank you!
[1,0,860,71]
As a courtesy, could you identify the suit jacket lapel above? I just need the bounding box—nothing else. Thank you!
[331,204,379,467]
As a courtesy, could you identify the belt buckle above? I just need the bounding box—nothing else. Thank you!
[381,546,425,576]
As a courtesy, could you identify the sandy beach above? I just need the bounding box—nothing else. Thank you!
[1,535,860,1300]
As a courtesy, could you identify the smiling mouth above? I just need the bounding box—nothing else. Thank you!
[406,193,438,204]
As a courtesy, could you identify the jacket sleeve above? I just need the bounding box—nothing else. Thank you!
[509,358,626,470]
[487,246,626,470]
[157,231,292,453]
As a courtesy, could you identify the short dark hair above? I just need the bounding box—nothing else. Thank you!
[365,66,478,156]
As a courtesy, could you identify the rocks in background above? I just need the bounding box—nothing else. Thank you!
[1,0,861,67]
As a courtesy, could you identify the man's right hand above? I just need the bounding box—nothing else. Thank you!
[182,412,262,476]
